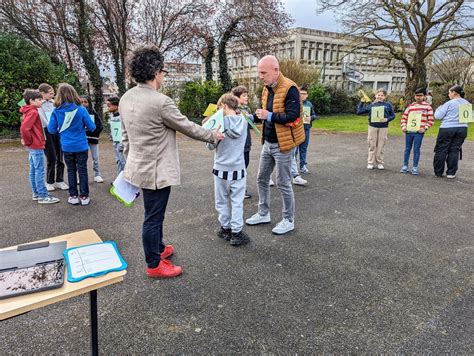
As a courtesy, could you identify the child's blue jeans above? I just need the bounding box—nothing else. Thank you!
[28,148,48,198]
[403,132,424,167]
[298,124,311,169]
[64,150,89,197]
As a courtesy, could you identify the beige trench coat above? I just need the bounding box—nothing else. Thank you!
[120,83,217,189]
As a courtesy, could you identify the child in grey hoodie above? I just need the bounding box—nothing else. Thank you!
[207,93,250,246]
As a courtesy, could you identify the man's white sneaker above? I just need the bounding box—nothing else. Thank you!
[269,178,275,186]
[68,196,80,205]
[246,212,271,225]
[55,181,69,190]
[292,175,307,186]
[377,164,385,170]
[367,164,374,170]
[272,218,294,235]
[94,176,104,183]
[46,183,56,191]
[38,196,60,204]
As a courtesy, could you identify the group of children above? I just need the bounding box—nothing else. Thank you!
[20,83,126,205]
[358,86,470,178]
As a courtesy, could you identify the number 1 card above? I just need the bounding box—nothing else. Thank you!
[370,106,385,123]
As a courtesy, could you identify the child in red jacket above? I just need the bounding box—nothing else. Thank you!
[20,89,59,204]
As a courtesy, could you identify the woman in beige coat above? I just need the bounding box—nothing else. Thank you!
[120,46,224,278]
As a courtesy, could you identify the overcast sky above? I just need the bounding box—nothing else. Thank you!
[282,0,341,32]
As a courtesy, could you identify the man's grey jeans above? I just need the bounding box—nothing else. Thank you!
[257,141,295,221]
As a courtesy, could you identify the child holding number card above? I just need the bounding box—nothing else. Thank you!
[400,88,434,175]
[80,95,104,183]
[48,83,96,205]
[433,85,471,179]
[356,88,395,170]
[206,93,250,247]
[107,96,126,173]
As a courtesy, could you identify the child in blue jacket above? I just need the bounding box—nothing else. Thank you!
[357,88,395,170]
[48,83,96,205]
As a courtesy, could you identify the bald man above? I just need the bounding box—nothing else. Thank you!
[245,55,304,235]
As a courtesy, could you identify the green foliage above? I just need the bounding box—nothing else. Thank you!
[308,84,331,115]
[325,86,359,114]
[178,80,224,123]
[0,32,80,128]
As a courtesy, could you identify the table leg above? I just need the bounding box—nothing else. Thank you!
[90,290,98,356]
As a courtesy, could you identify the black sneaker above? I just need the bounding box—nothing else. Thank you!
[230,230,250,246]
[217,227,232,241]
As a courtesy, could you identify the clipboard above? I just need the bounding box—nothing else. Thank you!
[110,171,140,207]
[64,241,127,283]
[0,241,66,300]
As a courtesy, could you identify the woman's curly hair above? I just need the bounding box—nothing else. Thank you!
[128,46,164,83]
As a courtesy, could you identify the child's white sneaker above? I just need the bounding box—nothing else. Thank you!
[55,181,69,190]
[269,178,275,186]
[94,176,104,183]
[68,196,80,205]
[377,164,385,170]
[38,196,60,204]
[32,194,40,201]
[80,196,90,206]
[367,164,374,170]
[300,165,311,174]
[292,175,307,186]
[46,183,56,191]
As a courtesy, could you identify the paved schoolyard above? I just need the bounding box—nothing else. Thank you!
[0,130,472,353]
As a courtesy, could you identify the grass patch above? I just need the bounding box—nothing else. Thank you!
[315,114,473,141]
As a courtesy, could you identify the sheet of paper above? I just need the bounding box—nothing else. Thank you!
[202,109,224,133]
[303,106,311,124]
[60,109,78,133]
[66,243,122,279]
[45,112,52,124]
[112,171,140,205]
[110,120,122,142]
[459,104,473,123]
[370,106,385,123]
[407,111,422,132]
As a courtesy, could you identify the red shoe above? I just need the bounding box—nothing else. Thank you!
[146,259,182,278]
[161,244,174,259]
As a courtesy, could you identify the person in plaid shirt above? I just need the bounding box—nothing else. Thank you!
[400,88,434,175]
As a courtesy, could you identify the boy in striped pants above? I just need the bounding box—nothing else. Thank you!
[207,93,250,246]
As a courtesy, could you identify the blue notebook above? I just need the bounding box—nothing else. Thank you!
[64,241,127,283]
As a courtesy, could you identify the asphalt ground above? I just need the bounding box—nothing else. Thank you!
[0,130,473,353]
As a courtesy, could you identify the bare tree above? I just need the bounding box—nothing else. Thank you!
[190,0,293,90]
[217,0,293,91]
[317,0,474,99]
[430,40,474,86]
[92,0,135,95]
[138,0,208,60]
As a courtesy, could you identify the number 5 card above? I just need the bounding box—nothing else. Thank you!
[407,111,422,132]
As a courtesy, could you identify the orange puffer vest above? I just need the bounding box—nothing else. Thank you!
[261,74,306,152]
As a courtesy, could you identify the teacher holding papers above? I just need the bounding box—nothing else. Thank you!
[120,46,224,278]
[356,88,395,170]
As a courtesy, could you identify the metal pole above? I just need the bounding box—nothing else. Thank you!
[90,290,98,356]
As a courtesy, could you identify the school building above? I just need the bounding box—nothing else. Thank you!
[204,27,408,94]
